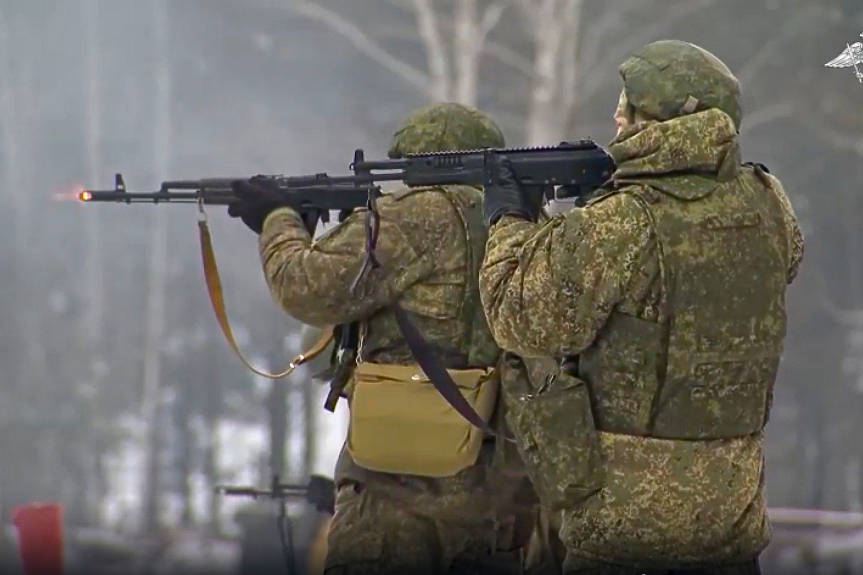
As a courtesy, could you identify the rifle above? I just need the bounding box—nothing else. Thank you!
[78,140,614,433]
[216,474,335,575]
[215,474,335,515]
[78,140,615,219]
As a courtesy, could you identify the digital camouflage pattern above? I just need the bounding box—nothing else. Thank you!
[558,556,761,575]
[387,102,506,158]
[524,506,566,575]
[257,102,537,574]
[619,40,743,130]
[479,102,803,571]
[325,480,533,575]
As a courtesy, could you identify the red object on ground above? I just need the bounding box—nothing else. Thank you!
[11,502,64,575]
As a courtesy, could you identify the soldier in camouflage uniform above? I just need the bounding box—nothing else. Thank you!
[227,102,537,574]
[478,40,805,575]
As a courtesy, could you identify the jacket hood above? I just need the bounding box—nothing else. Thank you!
[607,108,741,200]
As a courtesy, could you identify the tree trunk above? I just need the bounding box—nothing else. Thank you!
[0,0,23,431]
[81,0,106,529]
[141,0,171,533]
[82,0,106,375]
[302,371,316,479]
[411,0,450,101]
[0,3,27,256]
[453,0,479,106]
[0,1,48,409]
[523,0,583,145]
[269,340,288,481]
[176,378,194,526]
[202,350,222,535]
[803,394,826,507]
[204,416,221,535]
[83,0,105,377]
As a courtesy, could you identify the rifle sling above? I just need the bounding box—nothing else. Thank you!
[392,303,501,438]
[198,217,333,378]
[200,214,502,440]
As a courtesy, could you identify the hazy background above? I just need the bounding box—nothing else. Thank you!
[0,0,861,571]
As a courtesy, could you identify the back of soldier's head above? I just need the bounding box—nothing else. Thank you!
[619,40,742,130]
[388,102,505,158]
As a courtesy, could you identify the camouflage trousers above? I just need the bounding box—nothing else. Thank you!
[323,482,529,575]
[523,507,760,575]
[561,556,760,575]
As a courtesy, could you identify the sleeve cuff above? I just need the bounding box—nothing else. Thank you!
[262,206,303,230]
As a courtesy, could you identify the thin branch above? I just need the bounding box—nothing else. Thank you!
[481,41,535,75]
[479,1,507,37]
[374,11,533,75]
[411,0,450,100]
[579,0,720,102]
[288,0,430,95]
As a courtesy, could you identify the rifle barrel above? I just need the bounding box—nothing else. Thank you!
[214,483,308,497]
[78,190,236,204]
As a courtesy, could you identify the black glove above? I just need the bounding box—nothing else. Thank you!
[482,156,545,227]
[227,179,284,234]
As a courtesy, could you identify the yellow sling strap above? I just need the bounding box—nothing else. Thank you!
[196,211,333,379]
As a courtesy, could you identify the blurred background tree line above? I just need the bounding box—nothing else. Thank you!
[0,0,860,543]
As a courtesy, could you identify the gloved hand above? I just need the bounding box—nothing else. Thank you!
[228,179,284,234]
[482,156,545,227]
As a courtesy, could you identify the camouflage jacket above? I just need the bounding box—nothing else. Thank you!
[259,185,536,549]
[479,109,804,567]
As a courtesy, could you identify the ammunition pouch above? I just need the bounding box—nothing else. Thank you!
[500,358,605,511]
[345,361,499,477]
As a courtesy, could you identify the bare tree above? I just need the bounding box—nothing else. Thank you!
[278,0,815,145]
[0,2,49,409]
[0,3,25,256]
[80,0,109,526]
[277,0,766,144]
[0,1,56,509]
[285,0,506,106]
[141,0,172,533]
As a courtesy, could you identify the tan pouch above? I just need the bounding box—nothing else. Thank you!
[346,362,498,477]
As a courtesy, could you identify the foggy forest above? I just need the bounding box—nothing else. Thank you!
[0,0,861,572]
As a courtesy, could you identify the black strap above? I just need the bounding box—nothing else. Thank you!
[354,186,508,440]
[393,303,500,437]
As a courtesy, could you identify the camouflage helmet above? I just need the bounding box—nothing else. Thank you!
[388,102,505,158]
[619,40,742,130]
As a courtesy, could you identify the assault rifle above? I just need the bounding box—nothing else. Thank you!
[78,140,616,226]
[216,474,335,575]
[216,474,335,515]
